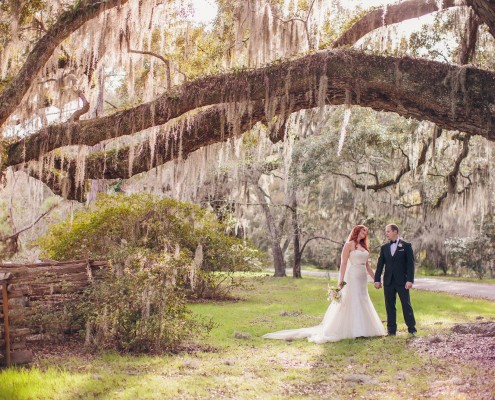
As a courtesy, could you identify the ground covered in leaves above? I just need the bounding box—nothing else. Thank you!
[410,321,495,399]
[411,321,495,364]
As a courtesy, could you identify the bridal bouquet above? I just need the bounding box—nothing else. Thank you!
[327,281,347,303]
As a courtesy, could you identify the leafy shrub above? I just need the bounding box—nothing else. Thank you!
[35,193,262,352]
[37,193,262,297]
[80,250,216,353]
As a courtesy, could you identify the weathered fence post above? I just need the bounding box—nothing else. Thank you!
[0,260,108,366]
[0,272,11,367]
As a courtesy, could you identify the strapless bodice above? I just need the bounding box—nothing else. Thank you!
[348,249,368,266]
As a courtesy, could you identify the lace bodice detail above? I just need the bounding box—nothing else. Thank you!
[349,249,368,266]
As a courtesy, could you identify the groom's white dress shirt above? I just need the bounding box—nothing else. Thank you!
[390,239,400,256]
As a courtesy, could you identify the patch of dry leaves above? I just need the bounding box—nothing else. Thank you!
[411,322,495,365]
[411,322,495,399]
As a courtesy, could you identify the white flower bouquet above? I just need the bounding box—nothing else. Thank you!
[327,281,347,303]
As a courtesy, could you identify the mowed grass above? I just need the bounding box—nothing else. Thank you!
[0,275,494,399]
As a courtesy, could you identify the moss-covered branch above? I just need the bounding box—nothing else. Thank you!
[7,49,495,171]
[0,0,129,127]
[332,0,464,49]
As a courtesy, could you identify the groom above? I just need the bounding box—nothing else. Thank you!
[374,224,417,336]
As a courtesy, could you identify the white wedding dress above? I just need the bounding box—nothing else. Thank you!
[263,250,386,343]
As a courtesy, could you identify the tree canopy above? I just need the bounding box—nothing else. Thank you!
[1,0,495,202]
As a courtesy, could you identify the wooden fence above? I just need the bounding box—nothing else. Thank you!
[0,260,108,366]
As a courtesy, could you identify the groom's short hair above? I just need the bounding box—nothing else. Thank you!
[388,224,399,233]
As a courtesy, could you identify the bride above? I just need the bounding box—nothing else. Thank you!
[263,225,386,343]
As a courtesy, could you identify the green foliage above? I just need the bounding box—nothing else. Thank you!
[37,193,262,296]
[408,13,455,63]
[35,193,262,352]
[81,250,216,353]
[290,106,417,189]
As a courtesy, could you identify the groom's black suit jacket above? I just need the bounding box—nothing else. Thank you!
[374,240,415,286]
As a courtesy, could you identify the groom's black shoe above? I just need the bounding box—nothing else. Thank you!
[386,332,396,336]
[408,330,417,337]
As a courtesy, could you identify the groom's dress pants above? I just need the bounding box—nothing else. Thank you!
[384,277,416,334]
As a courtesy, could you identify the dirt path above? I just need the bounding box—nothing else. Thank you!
[281,269,495,301]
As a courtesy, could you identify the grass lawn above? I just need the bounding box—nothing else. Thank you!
[0,275,494,399]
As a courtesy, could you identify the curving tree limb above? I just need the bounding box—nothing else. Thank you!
[0,0,129,127]
[332,0,465,48]
[7,49,495,169]
[466,0,495,38]
[433,134,472,208]
[333,128,435,192]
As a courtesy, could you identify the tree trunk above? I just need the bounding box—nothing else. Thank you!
[424,243,448,274]
[458,9,480,65]
[271,241,287,278]
[253,183,286,277]
[466,0,495,39]
[289,189,302,278]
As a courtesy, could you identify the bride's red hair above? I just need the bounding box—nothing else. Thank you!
[347,225,369,251]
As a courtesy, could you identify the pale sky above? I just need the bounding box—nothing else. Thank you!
[191,0,218,25]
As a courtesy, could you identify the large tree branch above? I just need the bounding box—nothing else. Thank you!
[7,49,495,169]
[466,0,495,38]
[457,8,480,64]
[0,0,129,127]
[433,134,471,208]
[331,127,436,191]
[332,0,465,48]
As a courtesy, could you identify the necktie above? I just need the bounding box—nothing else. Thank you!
[390,240,397,244]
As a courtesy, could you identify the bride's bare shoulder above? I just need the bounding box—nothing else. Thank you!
[343,241,354,249]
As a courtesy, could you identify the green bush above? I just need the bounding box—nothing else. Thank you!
[80,250,216,353]
[37,193,262,297]
[35,193,262,352]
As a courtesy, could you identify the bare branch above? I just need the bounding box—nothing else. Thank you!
[105,100,118,109]
[127,38,172,88]
[300,236,342,258]
[0,203,58,241]
[68,90,90,122]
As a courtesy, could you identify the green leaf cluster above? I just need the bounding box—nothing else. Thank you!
[34,193,262,352]
[37,193,262,290]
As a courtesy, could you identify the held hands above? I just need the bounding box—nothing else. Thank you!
[374,282,382,289]
[405,281,413,290]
